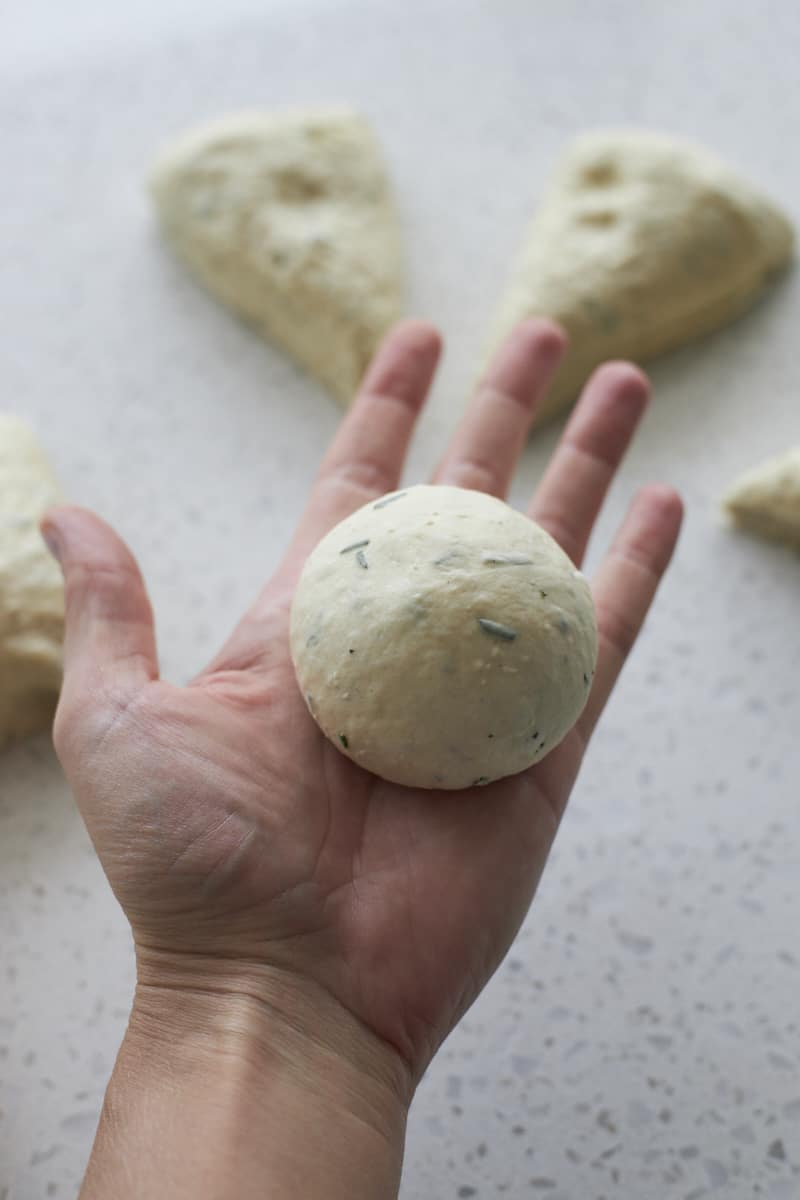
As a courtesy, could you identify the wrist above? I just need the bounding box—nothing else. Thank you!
[131,947,413,1139]
[81,950,410,1200]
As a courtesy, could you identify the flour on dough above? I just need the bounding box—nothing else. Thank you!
[290,485,597,790]
[0,417,63,748]
[150,108,403,405]
[724,447,800,548]
[488,130,794,428]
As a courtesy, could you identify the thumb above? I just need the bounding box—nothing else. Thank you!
[41,506,159,707]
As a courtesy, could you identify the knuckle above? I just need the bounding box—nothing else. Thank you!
[445,456,500,495]
[615,537,660,577]
[52,680,147,768]
[323,458,394,502]
[595,601,640,660]
[532,510,581,563]
[65,558,137,601]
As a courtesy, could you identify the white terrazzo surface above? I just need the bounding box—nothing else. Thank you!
[2,1,800,1196]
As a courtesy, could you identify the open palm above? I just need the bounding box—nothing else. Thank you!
[46,320,682,1085]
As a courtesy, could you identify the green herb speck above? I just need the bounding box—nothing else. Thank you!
[340,539,370,555]
[373,491,408,509]
[482,553,533,566]
[339,733,349,749]
[478,617,518,642]
[356,549,369,569]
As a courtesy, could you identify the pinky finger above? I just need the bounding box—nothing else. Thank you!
[578,485,684,742]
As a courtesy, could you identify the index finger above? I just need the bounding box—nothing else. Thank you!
[274,320,442,590]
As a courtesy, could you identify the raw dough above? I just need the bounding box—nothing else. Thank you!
[150,107,403,405]
[488,130,794,428]
[724,447,800,548]
[0,417,64,748]
[290,485,597,790]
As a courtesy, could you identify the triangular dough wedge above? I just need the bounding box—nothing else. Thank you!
[489,131,794,428]
[150,108,404,405]
[724,447,800,548]
[0,416,64,748]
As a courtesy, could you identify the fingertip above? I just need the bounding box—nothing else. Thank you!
[40,510,64,563]
[516,316,569,359]
[618,484,684,574]
[587,360,651,406]
[481,317,567,401]
[564,361,651,472]
[41,505,128,566]
[46,506,159,694]
[41,505,98,565]
[634,483,685,524]
[359,319,443,405]
[382,318,443,362]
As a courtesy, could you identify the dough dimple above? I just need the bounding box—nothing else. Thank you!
[488,130,794,430]
[290,485,598,790]
[724,447,800,548]
[150,107,403,406]
[0,416,64,749]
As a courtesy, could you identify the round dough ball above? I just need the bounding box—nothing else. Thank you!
[289,485,597,790]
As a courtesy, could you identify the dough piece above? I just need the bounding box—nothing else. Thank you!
[150,108,403,405]
[724,447,800,548]
[489,130,794,428]
[0,417,64,748]
[290,485,597,790]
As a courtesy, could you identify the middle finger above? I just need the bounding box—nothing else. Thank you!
[432,318,566,497]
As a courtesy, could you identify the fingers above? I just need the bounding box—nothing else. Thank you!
[41,505,159,710]
[433,319,566,496]
[274,321,441,588]
[529,362,650,565]
[577,485,684,742]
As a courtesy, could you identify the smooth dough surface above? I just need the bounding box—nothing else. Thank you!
[290,485,597,790]
[488,130,794,428]
[0,416,64,748]
[150,107,403,405]
[724,446,800,548]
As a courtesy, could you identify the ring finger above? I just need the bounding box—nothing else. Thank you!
[528,361,651,566]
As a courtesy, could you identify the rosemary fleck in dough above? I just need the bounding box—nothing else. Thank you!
[0,416,64,748]
[290,485,597,790]
[489,130,794,429]
[150,107,403,405]
[724,447,800,548]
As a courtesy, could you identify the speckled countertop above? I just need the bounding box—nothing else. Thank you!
[2,2,800,1196]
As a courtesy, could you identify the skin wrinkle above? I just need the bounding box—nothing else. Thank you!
[307,743,338,894]
[593,605,642,663]
[133,974,411,1122]
[442,453,504,495]
[476,381,541,417]
[166,810,256,893]
[525,507,585,567]
[57,681,148,775]
[323,457,402,502]
[64,557,153,612]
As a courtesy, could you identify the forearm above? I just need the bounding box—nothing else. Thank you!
[80,969,409,1200]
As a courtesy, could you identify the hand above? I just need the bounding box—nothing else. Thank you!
[44,320,682,1198]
